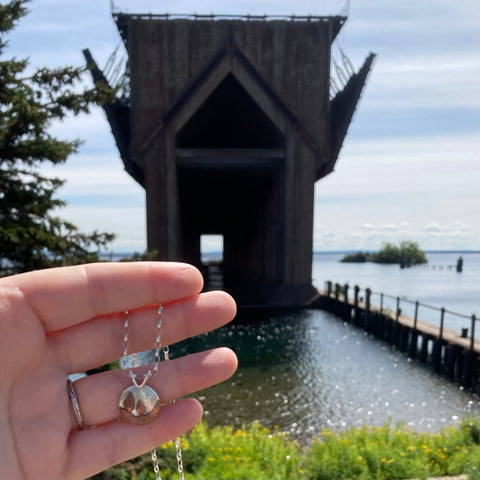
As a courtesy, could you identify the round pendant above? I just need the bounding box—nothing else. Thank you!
[119,385,161,425]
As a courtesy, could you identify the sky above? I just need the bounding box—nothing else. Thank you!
[5,0,480,253]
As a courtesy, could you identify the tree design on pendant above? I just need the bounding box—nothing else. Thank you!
[119,384,161,425]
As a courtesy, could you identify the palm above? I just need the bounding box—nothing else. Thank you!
[4,342,73,479]
[0,262,237,480]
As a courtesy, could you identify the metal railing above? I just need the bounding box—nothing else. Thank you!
[112,12,346,22]
[325,281,478,351]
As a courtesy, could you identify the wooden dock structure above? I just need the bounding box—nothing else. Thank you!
[84,12,375,307]
[311,282,480,392]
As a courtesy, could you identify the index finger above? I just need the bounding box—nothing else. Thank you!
[6,262,204,332]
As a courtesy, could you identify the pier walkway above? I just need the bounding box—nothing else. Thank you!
[311,282,480,392]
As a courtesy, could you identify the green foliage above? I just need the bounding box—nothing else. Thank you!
[340,242,427,266]
[0,0,115,275]
[340,252,373,263]
[97,418,480,480]
[304,417,480,480]
[373,241,427,265]
[118,250,159,262]
[186,422,303,480]
[397,240,428,265]
[372,242,402,264]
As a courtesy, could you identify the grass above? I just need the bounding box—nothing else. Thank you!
[94,417,480,480]
[305,418,480,480]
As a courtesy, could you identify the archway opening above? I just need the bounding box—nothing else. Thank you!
[200,234,224,263]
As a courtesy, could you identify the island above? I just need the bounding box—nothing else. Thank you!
[340,241,428,266]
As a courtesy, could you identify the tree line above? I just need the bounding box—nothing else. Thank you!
[340,241,428,266]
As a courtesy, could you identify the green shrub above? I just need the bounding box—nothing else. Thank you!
[373,241,427,265]
[184,422,303,480]
[97,417,480,480]
[304,418,480,480]
[373,243,401,264]
[340,252,372,263]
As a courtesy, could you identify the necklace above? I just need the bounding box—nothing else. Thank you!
[120,304,184,480]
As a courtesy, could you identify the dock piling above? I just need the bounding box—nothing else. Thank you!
[320,282,480,392]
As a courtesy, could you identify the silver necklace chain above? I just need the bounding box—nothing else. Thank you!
[122,304,184,480]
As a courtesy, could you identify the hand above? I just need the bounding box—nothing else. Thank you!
[0,262,238,480]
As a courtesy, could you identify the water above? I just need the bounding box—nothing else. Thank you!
[312,251,480,338]
[172,252,480,442]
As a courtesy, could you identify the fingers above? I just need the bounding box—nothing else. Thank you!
[52,290,236,374]
[69,347,237,429]
[66,398,202,480]
[10,262,204,332]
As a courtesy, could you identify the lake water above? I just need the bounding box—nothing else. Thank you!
[174,252,480,442]
[312,251,480,339]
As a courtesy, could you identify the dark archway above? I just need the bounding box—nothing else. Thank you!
[176,73,285,149]
[176,74,285,302]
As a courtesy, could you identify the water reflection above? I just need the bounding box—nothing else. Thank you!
[174,309,480,442]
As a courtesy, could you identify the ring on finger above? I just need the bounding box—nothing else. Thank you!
[67,378,87,429]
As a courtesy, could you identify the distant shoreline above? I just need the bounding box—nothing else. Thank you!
[313,250,480,255]
[103,250,480,259]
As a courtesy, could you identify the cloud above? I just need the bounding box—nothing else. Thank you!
[380,224,397,231]
[364,55,480,111]
[58,204,147,252]
[313,219,480,252]
[424,222,441,232]
[8,0,478,253]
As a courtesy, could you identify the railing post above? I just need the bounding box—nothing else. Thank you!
[439,308,445,341]
[343,284,349,321]
[380,293,384,314]
[365,288,371,327]
[409,300,420,358]
[327,281,332,297]
[396,296,401,322]
[414,301,419,330]
[470,315,476,351]
[335,283,340,315]
[354,285,360,324]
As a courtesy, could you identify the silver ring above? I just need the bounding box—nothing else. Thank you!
[67,379,86,429]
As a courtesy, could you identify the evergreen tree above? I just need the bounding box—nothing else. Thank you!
[0,0,115,275]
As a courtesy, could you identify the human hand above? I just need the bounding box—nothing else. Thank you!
[0,262,238,480]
